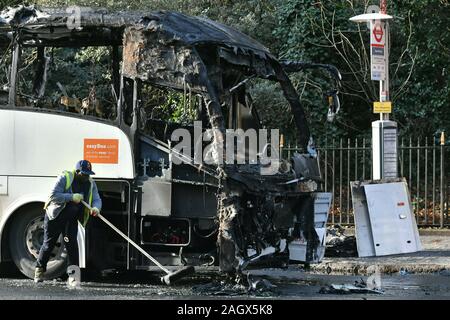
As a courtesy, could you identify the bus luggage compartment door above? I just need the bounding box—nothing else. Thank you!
[140,178,172,217]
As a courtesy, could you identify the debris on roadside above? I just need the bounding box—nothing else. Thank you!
[439,269,450,277]
[192,281,248,296]
[246,274,278,293]
[399,268,409,276]
[191,273,278,297]
[319,278,384,295]
[325,225,357,257]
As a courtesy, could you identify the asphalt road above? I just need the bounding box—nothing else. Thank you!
[0,267,449,300]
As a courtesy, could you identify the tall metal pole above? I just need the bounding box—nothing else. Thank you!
[350,2,396,180]
[379,0,389,121]
[380,21,390,121]
[440,132,445,228]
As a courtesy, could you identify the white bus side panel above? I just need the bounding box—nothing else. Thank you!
[0,109,134,178]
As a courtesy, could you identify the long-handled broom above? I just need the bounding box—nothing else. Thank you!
[81,200,195,285]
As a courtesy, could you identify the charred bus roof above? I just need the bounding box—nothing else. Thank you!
[0,6,271,56]
[0,5,322,151]
[0,6,279,81]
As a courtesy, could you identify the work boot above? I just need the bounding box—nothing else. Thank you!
[34,267,44,283]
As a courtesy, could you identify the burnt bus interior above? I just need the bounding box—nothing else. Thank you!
[1,6,341,275]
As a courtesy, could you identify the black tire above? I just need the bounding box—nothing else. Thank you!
[9,205,67,280]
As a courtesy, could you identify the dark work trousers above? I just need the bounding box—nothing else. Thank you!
[36,202,83,271]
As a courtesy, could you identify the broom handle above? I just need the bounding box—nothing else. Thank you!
[81,200,171,275]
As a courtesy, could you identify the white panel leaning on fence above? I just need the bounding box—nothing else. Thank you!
[351,178,422,257]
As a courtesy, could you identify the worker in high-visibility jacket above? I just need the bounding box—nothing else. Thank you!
[34,160,102,283]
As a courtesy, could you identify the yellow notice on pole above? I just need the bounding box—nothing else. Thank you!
[373,101,392,113]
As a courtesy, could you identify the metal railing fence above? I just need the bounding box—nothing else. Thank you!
[282,137,449,227]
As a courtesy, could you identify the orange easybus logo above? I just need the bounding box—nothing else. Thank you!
[84,139,119,164]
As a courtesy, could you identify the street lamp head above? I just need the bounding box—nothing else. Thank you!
[349,13,393,23]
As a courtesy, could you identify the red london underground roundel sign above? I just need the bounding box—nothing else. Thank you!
[373,23,383,42]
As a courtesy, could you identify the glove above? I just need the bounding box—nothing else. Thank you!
[90,207,100,216]
[72,193,83,204]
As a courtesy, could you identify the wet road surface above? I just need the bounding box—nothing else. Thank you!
[1,267,449,300]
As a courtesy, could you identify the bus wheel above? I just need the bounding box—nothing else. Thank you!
[9,206,67,280]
